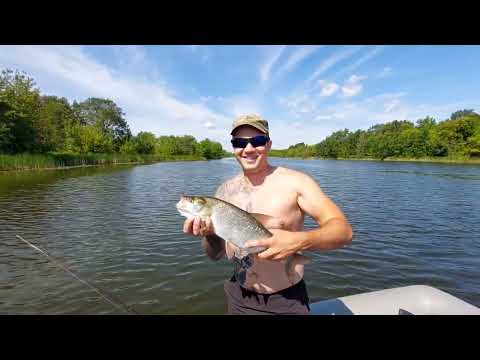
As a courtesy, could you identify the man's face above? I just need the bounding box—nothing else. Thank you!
[231,126,272,173]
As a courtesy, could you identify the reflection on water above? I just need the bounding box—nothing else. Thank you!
[1,159,479,314]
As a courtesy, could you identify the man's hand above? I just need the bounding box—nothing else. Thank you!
[183,216,214,236]
[244,229,304,261]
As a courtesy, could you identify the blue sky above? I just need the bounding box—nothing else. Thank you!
[0,45,479,149]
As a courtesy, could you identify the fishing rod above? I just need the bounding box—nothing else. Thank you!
[15,235,140,315]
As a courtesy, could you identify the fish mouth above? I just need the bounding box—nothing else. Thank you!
[176,206,195,219]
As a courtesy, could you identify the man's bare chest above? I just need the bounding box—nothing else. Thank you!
[225,183,304,231]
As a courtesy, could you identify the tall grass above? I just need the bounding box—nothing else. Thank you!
[0,153,205,171]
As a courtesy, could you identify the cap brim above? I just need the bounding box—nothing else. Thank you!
[230,124,268,135]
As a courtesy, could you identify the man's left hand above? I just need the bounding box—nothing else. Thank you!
[244,229,304,261]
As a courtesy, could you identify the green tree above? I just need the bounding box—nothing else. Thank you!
[0,69,41,153]
[73,98,131,151]
[36,96,77,152]
[196,138,225,159]
[119,138,137,154]
[0,100,14,152]
[135,132,157,154]
[450,109,478,120]
[65,124,113,154]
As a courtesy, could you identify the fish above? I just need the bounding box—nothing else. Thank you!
[176,195,310,285]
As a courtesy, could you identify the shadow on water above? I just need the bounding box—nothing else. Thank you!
[0,165,137,196]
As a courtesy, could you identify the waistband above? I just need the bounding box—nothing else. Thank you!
[228,274,310,308]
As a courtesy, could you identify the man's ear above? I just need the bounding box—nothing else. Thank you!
[267,139,272,150]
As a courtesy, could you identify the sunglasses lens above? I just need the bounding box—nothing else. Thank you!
[231,138,248,148]
[231,136,269,148]
[251,136,268,147]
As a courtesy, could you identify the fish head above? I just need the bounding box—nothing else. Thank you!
[176,195,214,219]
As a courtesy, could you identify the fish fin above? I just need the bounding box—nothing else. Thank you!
[201,235,225,261]
[284,253,311,284]
[249,213,285,230]
[235,248,250,259]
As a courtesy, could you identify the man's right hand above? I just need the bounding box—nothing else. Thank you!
[183,216,214,236]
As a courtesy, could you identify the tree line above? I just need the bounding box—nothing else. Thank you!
[0,69,228,160]
[270,110,480,160]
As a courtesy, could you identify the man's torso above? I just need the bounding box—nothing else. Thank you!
[217,166,307,294]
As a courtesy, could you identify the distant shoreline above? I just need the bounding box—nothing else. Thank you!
[269,155,480,165]
[0,154,214,172]
[3,154,479,173]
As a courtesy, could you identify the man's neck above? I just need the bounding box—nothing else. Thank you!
[242,163,274,186]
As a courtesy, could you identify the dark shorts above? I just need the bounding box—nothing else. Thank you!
[224,275,311,315]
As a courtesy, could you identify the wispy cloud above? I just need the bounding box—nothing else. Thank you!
[260,45,286,83]
[378,66,393,78]
[0,45,229,141]
[306,46,365,85]
[315,115,332,120]
[384,98,401,113]
[276,45,323,78]
[216,94,264,118]
[335,46,385,76]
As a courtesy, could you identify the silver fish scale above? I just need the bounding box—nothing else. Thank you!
[210,200,271,253]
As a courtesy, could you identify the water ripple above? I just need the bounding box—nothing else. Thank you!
[1,159,479,314]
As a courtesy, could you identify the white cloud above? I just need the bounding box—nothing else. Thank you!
[346,74,367,84]
[341,74,366,97]
[342,83,362,97]
[315,115,332,120]
[204,121,216,129]
[319,81,339,97]
[378,66,393,78]
[308,92,472,134]
[279,93,317,118]
[0,45,230,143]
[384,98,401,113]
[260,45,286,83]
[113,45,146,65]
[216,94,264,120]
[268,119,334,149]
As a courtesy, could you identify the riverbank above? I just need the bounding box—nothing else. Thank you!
[343,156,480,165]
[269,155,480,165]
[0,153,211,172]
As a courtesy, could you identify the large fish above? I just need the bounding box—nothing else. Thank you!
[176,195,310,285]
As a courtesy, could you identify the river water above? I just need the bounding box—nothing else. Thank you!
[1,158,479,314]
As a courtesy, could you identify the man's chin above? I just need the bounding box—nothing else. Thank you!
[241,162,262,173]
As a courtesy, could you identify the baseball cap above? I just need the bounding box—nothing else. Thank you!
[230,114,269,135]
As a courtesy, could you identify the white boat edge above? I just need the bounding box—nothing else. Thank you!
[309,285,480,315]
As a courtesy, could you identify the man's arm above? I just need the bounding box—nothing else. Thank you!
[244,172,353,260]
[295,173,353,251]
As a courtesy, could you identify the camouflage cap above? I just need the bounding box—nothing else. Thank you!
[230,114,269,135]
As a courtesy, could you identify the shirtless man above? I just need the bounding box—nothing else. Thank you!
[183,114,353,314]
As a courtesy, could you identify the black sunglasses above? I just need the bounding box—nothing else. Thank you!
[231,135,270,148]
